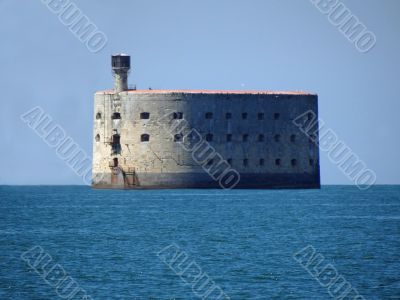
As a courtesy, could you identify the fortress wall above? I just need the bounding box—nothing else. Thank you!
[92,92,319,189]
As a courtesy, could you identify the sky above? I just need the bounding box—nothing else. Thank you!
[1,0,399,185]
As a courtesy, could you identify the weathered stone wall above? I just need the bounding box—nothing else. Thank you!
[92,91,320,189]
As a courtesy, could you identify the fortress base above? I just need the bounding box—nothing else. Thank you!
[92,172,320,190]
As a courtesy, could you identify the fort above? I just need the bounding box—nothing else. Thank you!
[92,54,320,189]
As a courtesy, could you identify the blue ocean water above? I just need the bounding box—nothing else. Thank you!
[0,186,399,299]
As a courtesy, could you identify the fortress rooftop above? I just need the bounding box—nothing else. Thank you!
[95,89,315,96]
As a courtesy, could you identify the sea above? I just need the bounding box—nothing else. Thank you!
[0,185,399,299]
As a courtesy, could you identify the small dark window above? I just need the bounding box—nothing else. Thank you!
[206,159,214,166]
[140,112,150,119]
[259,159,265,166]
[274,134,281,142]
[309,159,314,166]
[205,112,213,119]
[291,159,297,166]
[95,134,100,142]
[242,112,248,119]
[290,134,296,143]
[227,158,232,165]
[174,134,183,142]
[96,113,101,120]
[206,134,213,142]
[141,134,150,142]
[307,112,314,120]
[112,112,121,119]
[274,113,280,120]
[243,134,249,142]
[275,159,281,166]
[258,134,264,142]
[258,113,264,120]
[225,112,232,119]
[173,112,183,119]
[113,158,118,167]
[226,134,232,142]
[243,159,249,167]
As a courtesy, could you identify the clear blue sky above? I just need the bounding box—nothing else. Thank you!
[1,0,399,185]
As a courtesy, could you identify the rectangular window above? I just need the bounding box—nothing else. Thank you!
[274,113,280,120]
[173,112,183,119]
[226,134,232,142]
[258,113,264,120]
[205,112,213,119]
[140,112,150,119]
[112,112,121,119]
[259,159,265,166]
[242,112,248,119]
[225,112,232,119]
[243,159,249,167]
[243,134,249,142]
[141,134,150,142]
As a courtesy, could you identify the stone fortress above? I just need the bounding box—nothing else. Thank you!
[92,54,320,189]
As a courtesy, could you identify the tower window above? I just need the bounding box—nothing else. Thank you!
[274,134,281,142]
[243,159,249,167]
[205,112,213,119]
[291,159,297,166]
[242,112,248,119]
[173,112,183,119]
[259,159,265,166]
[275,159,281,166]
[258,113,264,120]
[225,112,232,119]
[290,134,296,143]
[141,134,150,142]
[96,113,102,120]
[243,134,249,142]
[274,113,280,120]
[206,134,213,142]
[206,159,214,166]
[140,112,150,119]
[113,158,118,167]
[258,134,264,142]
[174,134,183,142]
[95,134,100,142]
[227,158,232,165]
[309,159,314,166]
[226,134,232,142]
[307,112,314,120]
[112,112,121,119]
[111,134,121,154]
